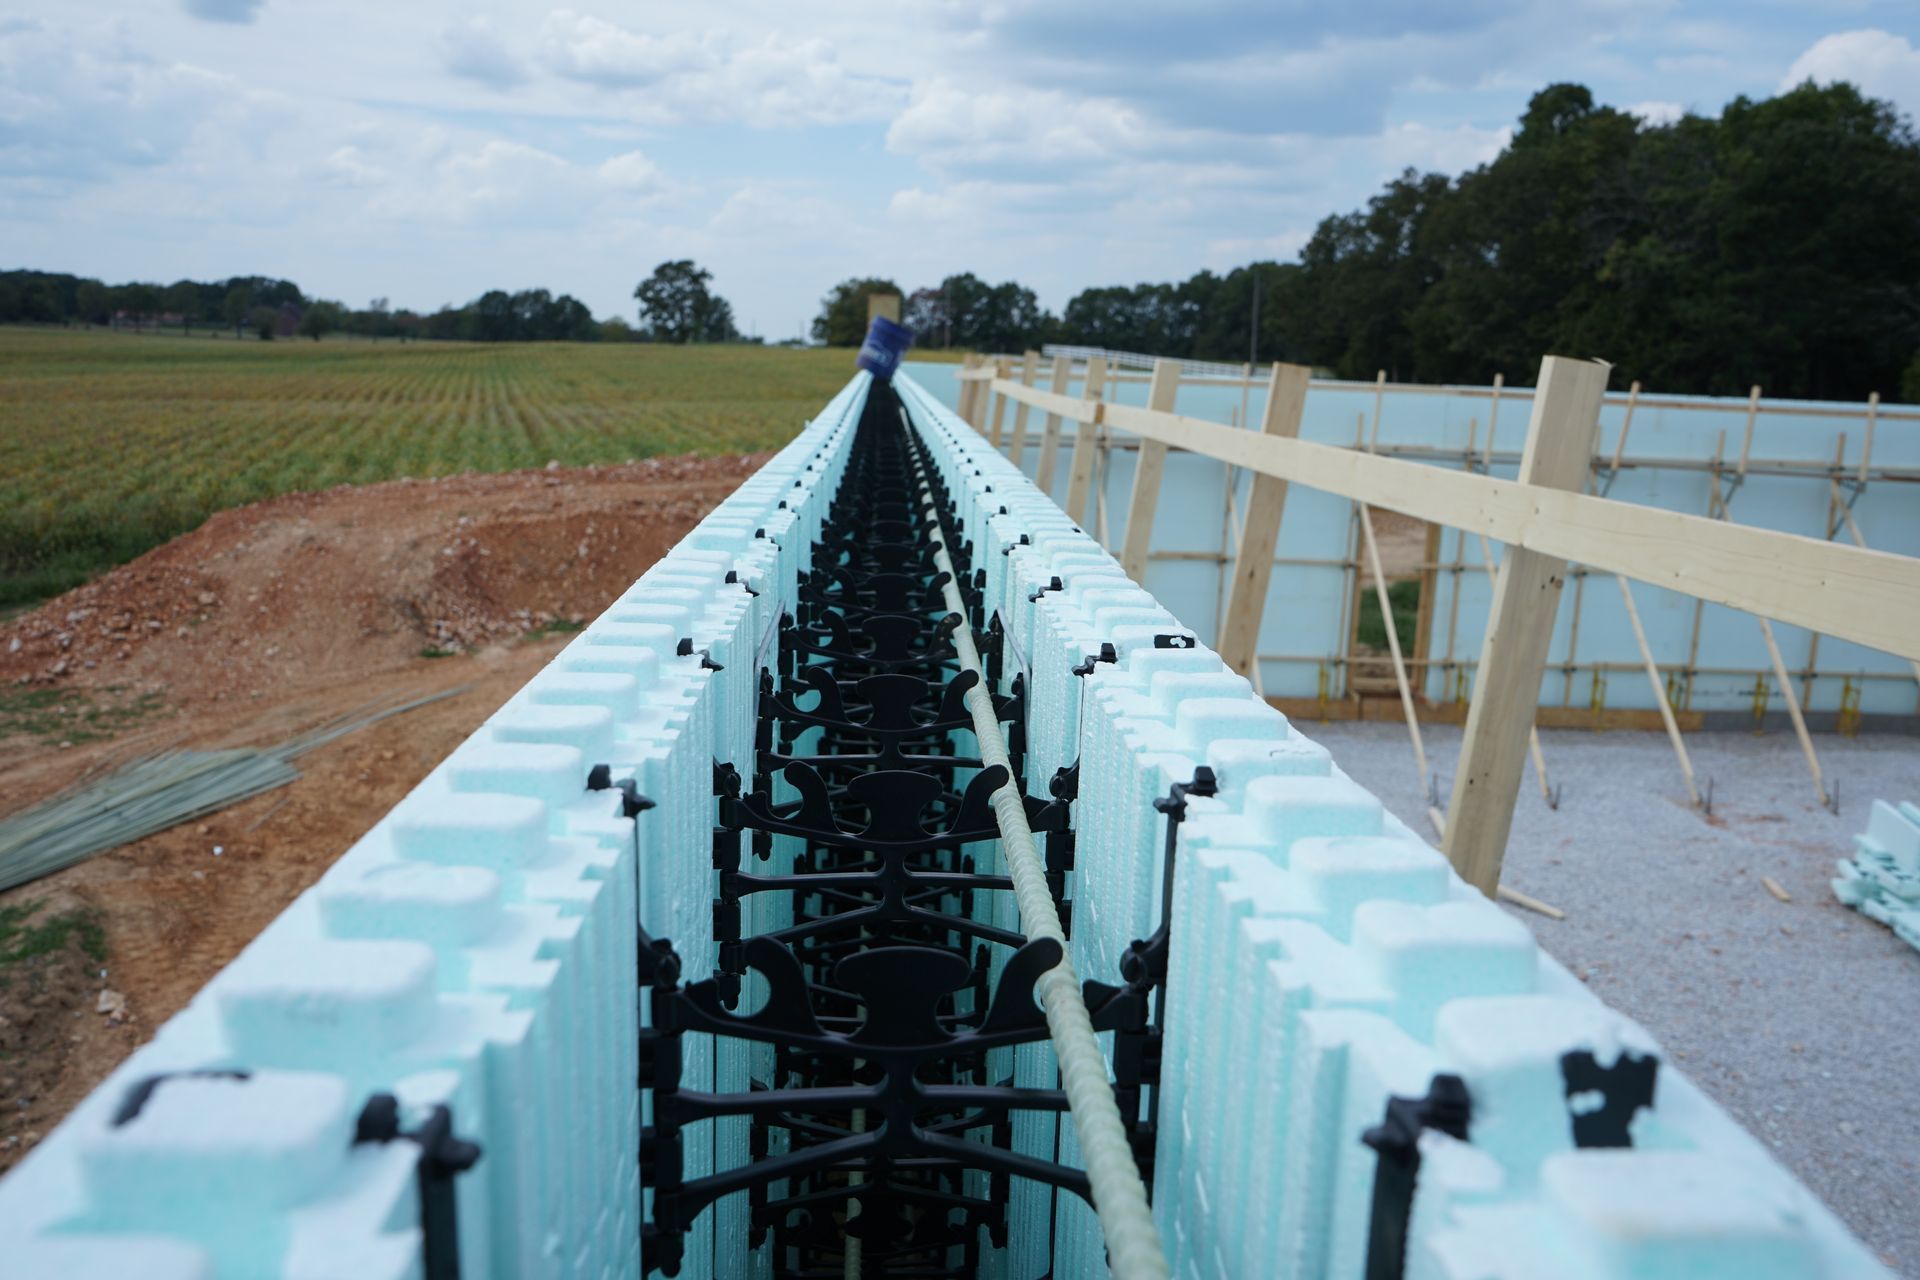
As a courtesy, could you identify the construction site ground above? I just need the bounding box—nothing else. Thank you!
[1313,719,1919,1275]
[0,453,765,1175]
[0,473,1911,1275]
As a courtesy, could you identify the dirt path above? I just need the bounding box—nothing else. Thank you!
[0,453,765,1170]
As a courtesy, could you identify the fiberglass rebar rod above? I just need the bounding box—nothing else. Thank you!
[904,413,1172,1280]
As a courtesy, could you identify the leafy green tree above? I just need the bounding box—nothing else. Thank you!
[634,260,738,343]
[164,280,202,332]
[115,282,161,331]
[472,289,515,342]
[249,305,278,340]
[298,300,343,341]
[920,273,1047,352]
[903,287,950,347]
[811,277,902,346]
[1280,80,1920,398]
[70,280,107,326]
[223,285,252,337]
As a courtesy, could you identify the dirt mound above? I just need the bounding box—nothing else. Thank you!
[1,453,765,707]
[0,452,765,1167]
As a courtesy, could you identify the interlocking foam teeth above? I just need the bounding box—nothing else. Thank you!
[0,379,864,1280]
[0,369,1884,1279]
[895,370,1883,1280]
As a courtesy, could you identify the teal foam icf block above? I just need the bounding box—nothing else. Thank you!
[888,371,1887,1280]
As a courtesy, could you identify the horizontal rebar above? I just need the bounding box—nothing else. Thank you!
[906,414,1170,1280]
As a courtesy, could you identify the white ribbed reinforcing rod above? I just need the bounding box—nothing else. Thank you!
[907,427,1171,1280]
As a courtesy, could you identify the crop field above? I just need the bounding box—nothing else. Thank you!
[0,328,876,605]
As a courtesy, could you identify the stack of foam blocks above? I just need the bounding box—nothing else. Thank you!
[0,380,865,1278]
[1833,799,1920,954]
[894,372,1882,1280]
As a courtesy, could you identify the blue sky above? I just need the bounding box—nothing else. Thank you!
[2,2,1916,339]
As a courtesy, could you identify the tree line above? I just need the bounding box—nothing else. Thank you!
[0,272,691,344]
[813,80,1920,402]
[7,79,1914,398]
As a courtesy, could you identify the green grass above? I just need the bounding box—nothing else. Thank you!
[0,686,168,745]
[0,329,868,605]
[1356,579,1421,653]
[524,617,586,640]
[0,902,107,976]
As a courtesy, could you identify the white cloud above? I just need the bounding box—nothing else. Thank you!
[0,21,265,185]
[596,149,666,194]
[539,10,715,88]
[181,0,265,24]
[1782,29,1920,119]
[1374,120,1514,174]
[440,17,527,90]
[367,139,585,227]
[709,184,841,237]
[4,0,1860,346]
[1627,101,1685,126]
[318,144,383,188]
[887,185,967,222]
[537,11,903,126]
[886,79,1152,174]
[1203,230,1313,263]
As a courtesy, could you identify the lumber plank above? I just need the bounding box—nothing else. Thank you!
[995,380,1920,663]
[1444,356,1608,895]
[1036,353,1071,495]
[1218,363,1309,674]
[1065,357,1107,524]
[1119,360,1180,583]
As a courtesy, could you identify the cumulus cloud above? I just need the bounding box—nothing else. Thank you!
[537,10,903,126]
[708,183,841,236]
[181,0,266,24]
[344,134,688,231]
[440,17,527,89]
[596,149,666,194]
[886,79,1153,175]
[352,138,596,230]
[1782,29,1920,119]
[1627,101,1685,126]
[0,21,254,184]
[540,10,714,88]
[1374,120,1513,173]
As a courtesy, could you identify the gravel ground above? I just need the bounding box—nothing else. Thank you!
[1302,720,1920,1275]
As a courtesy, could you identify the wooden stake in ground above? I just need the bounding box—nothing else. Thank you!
[1065,357,1107,525]
[1444,355,1609,898]
[1035,353,1071,495]
[1360,502,1443,836]
[957,354,983,427]
[1218,362,1309,675]
[1119,360,1181,583]
[1617,574,1702,807]
[1007,349,1040,466]
[1472,530,1557,810]
[987,356,1012,447]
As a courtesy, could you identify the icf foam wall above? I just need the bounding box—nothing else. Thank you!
[893,370,1885,1280]
[0,368,1888,1279]
[0,377,868,1280]
[904,361,1920,718]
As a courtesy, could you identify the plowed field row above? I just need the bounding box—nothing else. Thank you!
[0,329,861,602]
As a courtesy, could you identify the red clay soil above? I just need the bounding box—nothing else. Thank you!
[0,453,764,1171]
